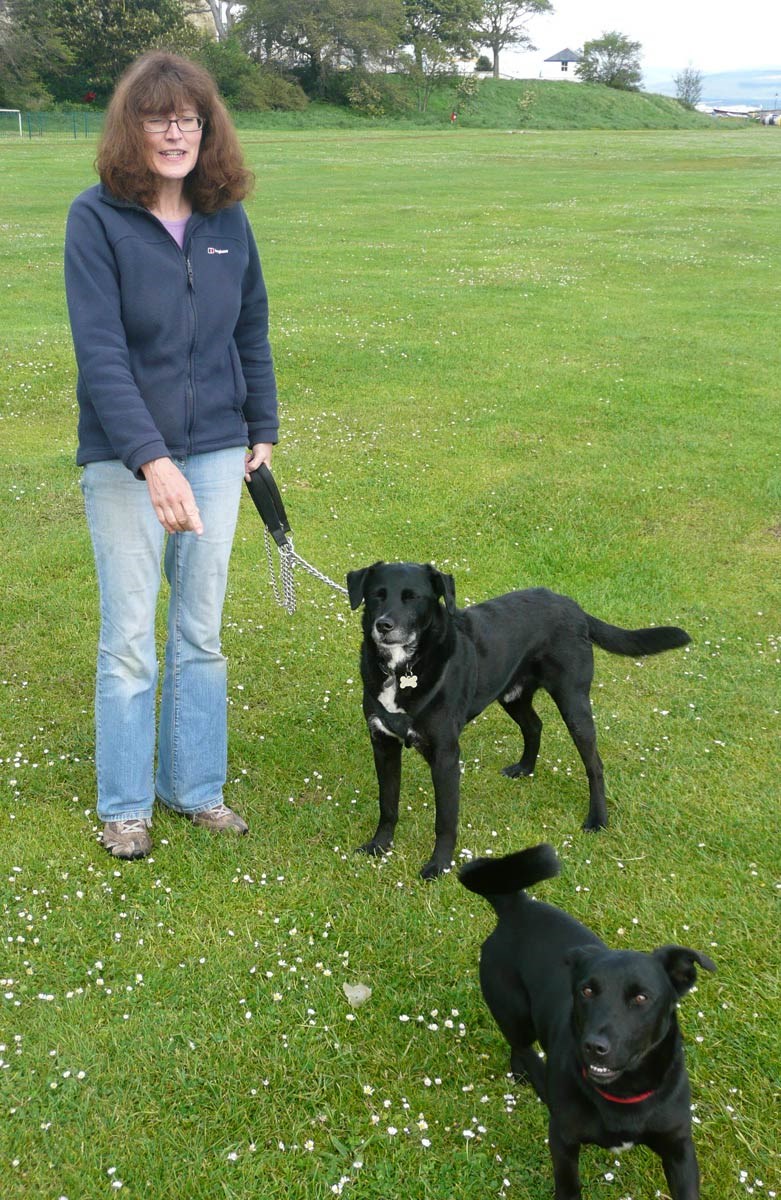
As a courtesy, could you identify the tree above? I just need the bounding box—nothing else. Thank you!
[576,30,642,91]
[0,0,72,105]
[195,34,308,109]
[673,65,703,109]
[399,0,480,111]
[6,0,196,102]
[187,0,242,42]
[238,0,403,94]
[402,0,480,72]
[471,0,552,80]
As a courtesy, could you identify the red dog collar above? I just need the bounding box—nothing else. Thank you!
[582,1067,655,1105]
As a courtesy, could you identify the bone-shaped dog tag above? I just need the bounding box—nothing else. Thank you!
[399,673,418,689]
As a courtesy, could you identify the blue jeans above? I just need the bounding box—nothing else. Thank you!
[81,448,246,822]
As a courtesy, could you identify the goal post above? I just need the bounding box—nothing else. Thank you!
[0,109,23,137]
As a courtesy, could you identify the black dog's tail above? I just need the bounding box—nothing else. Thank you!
[459,844,560,914]
[586,614,691,658]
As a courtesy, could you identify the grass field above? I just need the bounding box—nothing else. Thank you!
[1,126,779,1199]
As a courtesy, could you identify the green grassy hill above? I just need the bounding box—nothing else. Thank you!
[233,76,717,131]
[416,77,715,129]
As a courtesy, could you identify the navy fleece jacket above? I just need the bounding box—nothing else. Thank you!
[65,184,278,476]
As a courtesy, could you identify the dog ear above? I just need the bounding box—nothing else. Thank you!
[346,568,369,610]
[565,945,603,975]
[346,563,383,610]
[428,566,456,614]
[653,945,716,996]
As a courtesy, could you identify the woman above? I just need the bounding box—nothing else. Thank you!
[65,51,278,859]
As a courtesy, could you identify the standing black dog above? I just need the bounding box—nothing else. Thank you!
[347,562,690,878]
[460,844,715,1200]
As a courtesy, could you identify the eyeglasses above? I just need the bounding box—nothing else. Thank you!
[142,115,204,134]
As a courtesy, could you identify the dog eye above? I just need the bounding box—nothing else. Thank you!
[630,992,649,1006]
[374,588,387,602]
[401,589,416,602]
[581,985,594,999]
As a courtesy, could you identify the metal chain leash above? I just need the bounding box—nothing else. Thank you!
[262,527,348,615]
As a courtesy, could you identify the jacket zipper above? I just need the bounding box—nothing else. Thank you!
[124,200,200,455]
[184,252,198,454]
[97,193,210,458]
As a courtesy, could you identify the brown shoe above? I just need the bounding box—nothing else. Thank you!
[189,802,248,835]
[101,819,152,860]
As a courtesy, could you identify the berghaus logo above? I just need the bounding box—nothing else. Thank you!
[208,247,229,255]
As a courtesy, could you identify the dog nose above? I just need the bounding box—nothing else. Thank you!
[584,1034,611,1058]
[375,617,394,635]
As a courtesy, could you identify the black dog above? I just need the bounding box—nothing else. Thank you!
[460,845,715,1199]
[347,562,690,878]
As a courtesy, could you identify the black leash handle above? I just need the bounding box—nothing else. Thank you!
[245,464,291,547]
[245,464,349,612]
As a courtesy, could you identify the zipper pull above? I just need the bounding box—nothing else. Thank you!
[186,256,194,288]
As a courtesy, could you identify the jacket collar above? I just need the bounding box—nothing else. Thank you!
[97,183,208,239]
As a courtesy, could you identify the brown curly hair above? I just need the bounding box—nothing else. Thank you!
[96,52,253,213]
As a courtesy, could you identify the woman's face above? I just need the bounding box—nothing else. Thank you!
[142,105,203,183]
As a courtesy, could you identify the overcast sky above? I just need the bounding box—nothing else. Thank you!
[505,0,781,78]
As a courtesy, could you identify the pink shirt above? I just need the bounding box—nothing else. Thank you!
[160,217,188,248]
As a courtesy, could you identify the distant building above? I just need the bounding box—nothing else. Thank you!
[541,48,583,81]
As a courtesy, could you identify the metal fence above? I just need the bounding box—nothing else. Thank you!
[0,110,105,138]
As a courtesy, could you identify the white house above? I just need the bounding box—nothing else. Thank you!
[539,48,583,81]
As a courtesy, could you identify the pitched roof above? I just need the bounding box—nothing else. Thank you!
[544,48,583,63]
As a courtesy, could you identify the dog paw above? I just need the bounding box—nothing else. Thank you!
[420,858,452,880]
[501,762,534,779]
[581,816,607,832]
[355,839,391,858]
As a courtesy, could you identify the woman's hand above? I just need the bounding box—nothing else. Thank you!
[244,442,273,481]
[141,457,204,534]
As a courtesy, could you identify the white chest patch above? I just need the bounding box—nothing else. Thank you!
[382,644,410,670]
[375,645,410,715]
[378,676,401,714]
